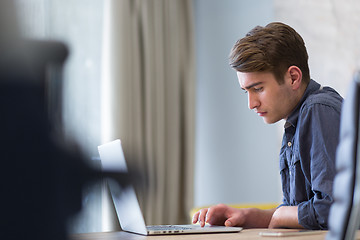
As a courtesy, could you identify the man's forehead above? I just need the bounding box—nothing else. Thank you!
[237,71,276,89]
[237,72,262,88]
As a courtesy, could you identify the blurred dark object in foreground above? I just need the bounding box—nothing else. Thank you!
[0,2,133,239]
[0,41,132,240]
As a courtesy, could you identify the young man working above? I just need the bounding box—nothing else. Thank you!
[192,22,343,230]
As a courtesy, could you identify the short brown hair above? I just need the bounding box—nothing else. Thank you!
[229,22,310,84]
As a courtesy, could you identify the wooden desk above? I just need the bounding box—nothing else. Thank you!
[70,229,329,240]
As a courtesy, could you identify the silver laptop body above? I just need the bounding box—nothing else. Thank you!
[98,139,243,235]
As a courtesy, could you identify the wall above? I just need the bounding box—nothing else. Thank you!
[193,0,282,208]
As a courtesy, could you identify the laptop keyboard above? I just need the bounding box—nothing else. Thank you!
[147,225,193,231]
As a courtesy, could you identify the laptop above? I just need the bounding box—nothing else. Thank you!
[98,139,243,235]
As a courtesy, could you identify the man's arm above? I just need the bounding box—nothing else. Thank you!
[192,204,306,229]
[268,206,304,229]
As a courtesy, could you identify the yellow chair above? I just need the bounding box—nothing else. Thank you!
[190,203,279,222]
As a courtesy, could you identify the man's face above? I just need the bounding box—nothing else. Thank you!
[237,71,298,124]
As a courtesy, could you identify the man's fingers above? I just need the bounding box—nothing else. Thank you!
[225,219,233,227]
[197,208,208,227]
[192,208,209,226]
[205,207,214,223]
[192,211,200,224]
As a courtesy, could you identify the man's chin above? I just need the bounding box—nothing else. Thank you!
[263,117,278,124]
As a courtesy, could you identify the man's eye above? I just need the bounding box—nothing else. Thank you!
[254,87,263,92]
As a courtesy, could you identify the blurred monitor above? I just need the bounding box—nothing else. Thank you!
[327,71,360,240]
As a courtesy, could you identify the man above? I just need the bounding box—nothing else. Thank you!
[192,22,343,230]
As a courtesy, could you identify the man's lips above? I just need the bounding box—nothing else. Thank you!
[256,111,267,117]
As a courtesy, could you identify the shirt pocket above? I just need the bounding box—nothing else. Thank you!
[279,151,290,204]
[289,148,307,204]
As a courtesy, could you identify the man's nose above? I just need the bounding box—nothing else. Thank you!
[248,93,259,110]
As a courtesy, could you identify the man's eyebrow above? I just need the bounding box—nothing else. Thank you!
[241,82,263,90]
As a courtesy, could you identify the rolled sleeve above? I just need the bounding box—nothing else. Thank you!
[298,192,333,229]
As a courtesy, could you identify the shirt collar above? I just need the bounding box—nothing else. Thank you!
[284,79,321,129]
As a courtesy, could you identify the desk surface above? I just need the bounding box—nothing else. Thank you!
[70,229,329,240]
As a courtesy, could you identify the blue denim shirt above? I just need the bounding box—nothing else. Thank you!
[279,80,343,230]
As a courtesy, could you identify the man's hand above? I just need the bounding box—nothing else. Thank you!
[192,204,275,228]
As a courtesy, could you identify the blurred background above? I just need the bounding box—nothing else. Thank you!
[10,0,360,234]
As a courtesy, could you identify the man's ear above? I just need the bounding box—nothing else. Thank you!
[288,66,302,90]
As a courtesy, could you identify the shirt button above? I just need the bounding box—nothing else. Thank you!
[287,142,292,147]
